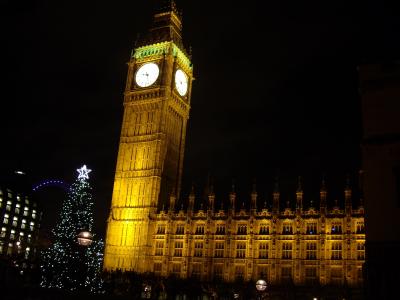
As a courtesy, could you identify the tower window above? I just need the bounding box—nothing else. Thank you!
[357,242,365,260]
[356,222,365,234]
[172,263,181,275]
[306,242,317,260]
[32,210,37,220]
[6,201,12,211]
[330,268,343,285]
[192,263,201,278]
[214,242,224,258]
[282,242,292,259]
[172,264,181,276]
[195,225,204,235]
[29,222,35,231]
[259,224,269,235]
[236,242,246,258]
[21,219,26,229]
[282,224,293,235]
[176,224,184,234]
[258,265,268,279]
[306,223,317,234]
[237,225,247,235]
[174,241,183,257]
[194,242,203,257]
[214,264,223,280]
[1,227,6,238]
[282,267,292,281]
[156,225,165,234]
[23,207,29,216]
[259,242,269,259]
[216,224,225,234]
[155,241,164,256]
[235,265,245,280]
[305,267,317,285]
[331,223,342,234]
[15,204,20,214]
[154,262,162,273]
[331,242,342,260]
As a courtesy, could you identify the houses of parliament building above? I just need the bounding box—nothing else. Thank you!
[103,1,365,287]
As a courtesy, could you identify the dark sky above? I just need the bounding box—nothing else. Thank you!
[1,0,399,236]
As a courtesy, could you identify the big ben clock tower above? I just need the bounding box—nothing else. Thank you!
[104,1,193,272]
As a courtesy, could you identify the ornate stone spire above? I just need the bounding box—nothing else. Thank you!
[188,183,195,214]
[263,200,268,210]
[229,180,236,213]
[136,0,185,51]
[219,199,224,211]
[344,174,352,215]
[296,176,303,213]
[320,174,327,215]
[169,188,176,212]
[334,198,339,209]
[161,202,165,212]
[251,180,258,211]
[208,183,215,213]
[272,176,280,214]
[286,199,291,209]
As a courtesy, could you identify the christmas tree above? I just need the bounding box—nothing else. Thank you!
[40,165,103,292]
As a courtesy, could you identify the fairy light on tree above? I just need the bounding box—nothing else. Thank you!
[40,165,103,292]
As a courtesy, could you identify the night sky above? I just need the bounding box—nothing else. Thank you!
[1,0,399,236]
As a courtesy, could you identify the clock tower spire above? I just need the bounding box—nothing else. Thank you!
[103,1,193,272]
[137,0,185,51]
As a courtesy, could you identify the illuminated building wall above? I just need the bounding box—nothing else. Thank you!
[149,183,365,287]
[104,1,365,287]
[103,1,193,272]
[0,171,41,270]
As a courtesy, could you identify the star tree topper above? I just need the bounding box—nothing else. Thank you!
[77,165,92,180]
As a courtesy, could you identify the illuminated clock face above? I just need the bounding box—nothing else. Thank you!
[135,63,160,87]
[175,69,188,96]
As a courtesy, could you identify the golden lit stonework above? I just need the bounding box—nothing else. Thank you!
[104,2,365,287]
[103,2,193,272]
[146,182,365,287]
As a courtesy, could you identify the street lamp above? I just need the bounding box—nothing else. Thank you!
[255,279,268,300]
[77,231,93,246]
[141,283,151,299]
[256,279,268,292]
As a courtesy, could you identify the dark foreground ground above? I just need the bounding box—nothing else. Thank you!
[1,283,364,300]
[0,264,364,300]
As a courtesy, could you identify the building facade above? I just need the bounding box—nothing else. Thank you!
[148,182,365,287]
[104,1,193,272]
[0,171,41,270]
[104,1,365,287]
